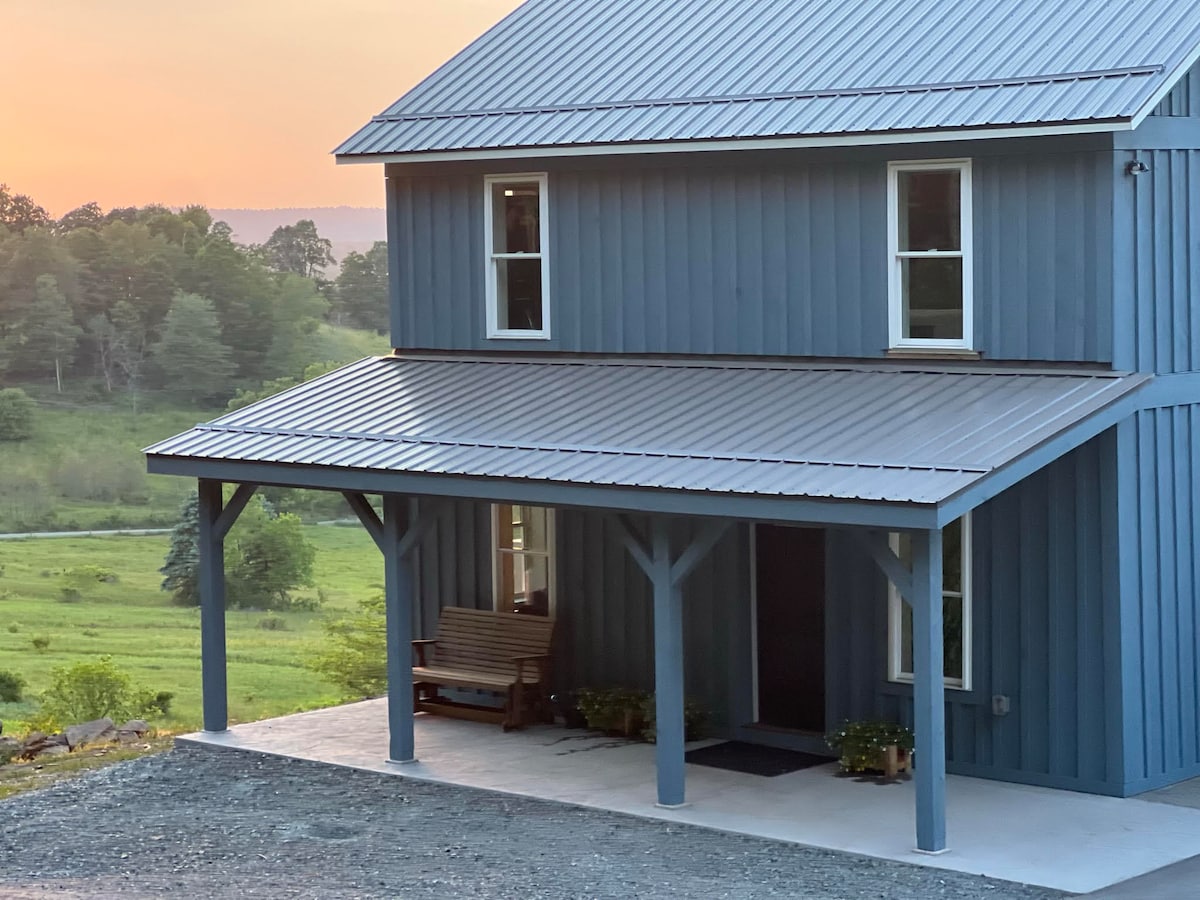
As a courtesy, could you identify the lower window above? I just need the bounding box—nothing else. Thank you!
[492,504,555,616]
[887,515,971,690]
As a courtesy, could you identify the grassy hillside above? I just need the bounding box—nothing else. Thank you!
[0,323,388,534]
[0,525,381,732]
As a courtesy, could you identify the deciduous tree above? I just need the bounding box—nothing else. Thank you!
[0,184,50,233]
[332,241,388,332]
[260,219,334,279]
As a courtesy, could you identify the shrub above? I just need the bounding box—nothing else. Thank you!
[0,669,25,702]
[258,614,288,631]
[30,636,50,652]
[0,388,35,441]
[308,592,386,697]
[39,656,166,724]
[58,564,118,602]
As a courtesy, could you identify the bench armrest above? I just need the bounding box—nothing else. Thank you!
[510,653,551,681]
[412,639,437,667]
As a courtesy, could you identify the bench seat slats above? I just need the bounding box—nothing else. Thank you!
[412,607,556,730]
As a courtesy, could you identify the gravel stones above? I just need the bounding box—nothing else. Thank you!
[0,745,1064,899]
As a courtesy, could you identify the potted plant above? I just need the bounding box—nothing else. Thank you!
[826,720,914,776]
[639,695,707,743]
[575,687,650,737]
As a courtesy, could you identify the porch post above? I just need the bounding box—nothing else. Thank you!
[382,493,417,763]
[651,518,686,807]
[197,479,229,733]
[910,528,947,853]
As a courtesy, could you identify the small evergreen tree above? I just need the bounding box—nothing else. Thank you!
[160,493,200,605]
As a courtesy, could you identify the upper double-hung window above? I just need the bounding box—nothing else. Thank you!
[484,173,550,339]
[888,159,973,350]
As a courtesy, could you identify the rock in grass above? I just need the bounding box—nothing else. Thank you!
[65,718,116,750]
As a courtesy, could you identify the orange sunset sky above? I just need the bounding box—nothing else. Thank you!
[2,0,522,216]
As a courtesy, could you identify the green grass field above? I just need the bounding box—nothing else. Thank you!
[0,525,381,732]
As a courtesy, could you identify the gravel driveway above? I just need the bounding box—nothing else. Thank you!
[0,745,1063,899]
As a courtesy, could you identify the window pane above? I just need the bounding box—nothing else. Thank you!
[497,505,550,551]
[500,505,549,552]
[942,519,962,594]
[899,597,961,680]
[491,182,541,253]
[896,518,967,681]
[899,170,960,251]
[496,258,543,331]
[498,552,550,616]
[943,593,963,681]
[903,257,963,340]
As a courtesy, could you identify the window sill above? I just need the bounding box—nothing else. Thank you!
[879,680,983,703]
[886,347,982,361]
[486,331,553,341]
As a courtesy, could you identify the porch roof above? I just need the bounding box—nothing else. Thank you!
[145,354,1149,529]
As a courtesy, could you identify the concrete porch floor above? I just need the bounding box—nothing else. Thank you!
[180,699,1200,895]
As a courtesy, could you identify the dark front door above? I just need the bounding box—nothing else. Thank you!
[755,525,826,731]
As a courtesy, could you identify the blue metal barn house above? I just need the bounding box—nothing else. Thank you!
[147,0,1200,852]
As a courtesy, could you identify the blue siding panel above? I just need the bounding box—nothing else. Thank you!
[389,147,1113,363]
[1118,405,1200,793]
[1121,148,1200,373]
[1152,62,1200,118]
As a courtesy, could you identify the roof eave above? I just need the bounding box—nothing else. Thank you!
[333,118,1134,166]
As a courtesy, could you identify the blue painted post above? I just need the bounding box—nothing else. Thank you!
[196,479,228,733]
[911,528,947,852]
[383,494,416,763]
[651,518,686,807]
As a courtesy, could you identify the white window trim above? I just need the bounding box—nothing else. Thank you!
[887,158,973,351]
[483,172,551,340]
[886,515,973,691]
[491,504,557,615]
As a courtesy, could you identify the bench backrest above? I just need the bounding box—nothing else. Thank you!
[432,607,555,675]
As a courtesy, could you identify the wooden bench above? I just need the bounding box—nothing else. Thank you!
[412,607,555,730]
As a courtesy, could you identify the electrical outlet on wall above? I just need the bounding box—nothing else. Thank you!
[992,695,1011,716]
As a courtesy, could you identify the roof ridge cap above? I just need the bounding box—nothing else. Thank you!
[376,65,1163,123]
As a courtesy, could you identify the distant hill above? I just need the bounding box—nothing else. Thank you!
[210,206,385,264]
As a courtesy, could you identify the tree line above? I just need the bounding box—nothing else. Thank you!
[0,184,388,406]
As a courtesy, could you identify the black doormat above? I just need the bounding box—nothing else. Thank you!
[684,741,832,777]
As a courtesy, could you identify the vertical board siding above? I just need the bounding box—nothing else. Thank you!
[389,147,1111,363]
[1151,62,1200,118]
[827,435,1119,792]
[413,502,751,733]
[1119,405,1200,792]
[1123,148,1200,373]
[974,152,1113,362]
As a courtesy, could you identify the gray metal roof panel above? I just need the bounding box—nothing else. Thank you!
[335,0,1200,156]
[145,355,1147,507]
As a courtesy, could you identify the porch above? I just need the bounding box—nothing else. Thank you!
[145,354,1155,857]
[178,701,1200,895]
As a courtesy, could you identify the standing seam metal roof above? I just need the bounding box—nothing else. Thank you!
[335,0,1200,156]
[144,355,1149,506]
